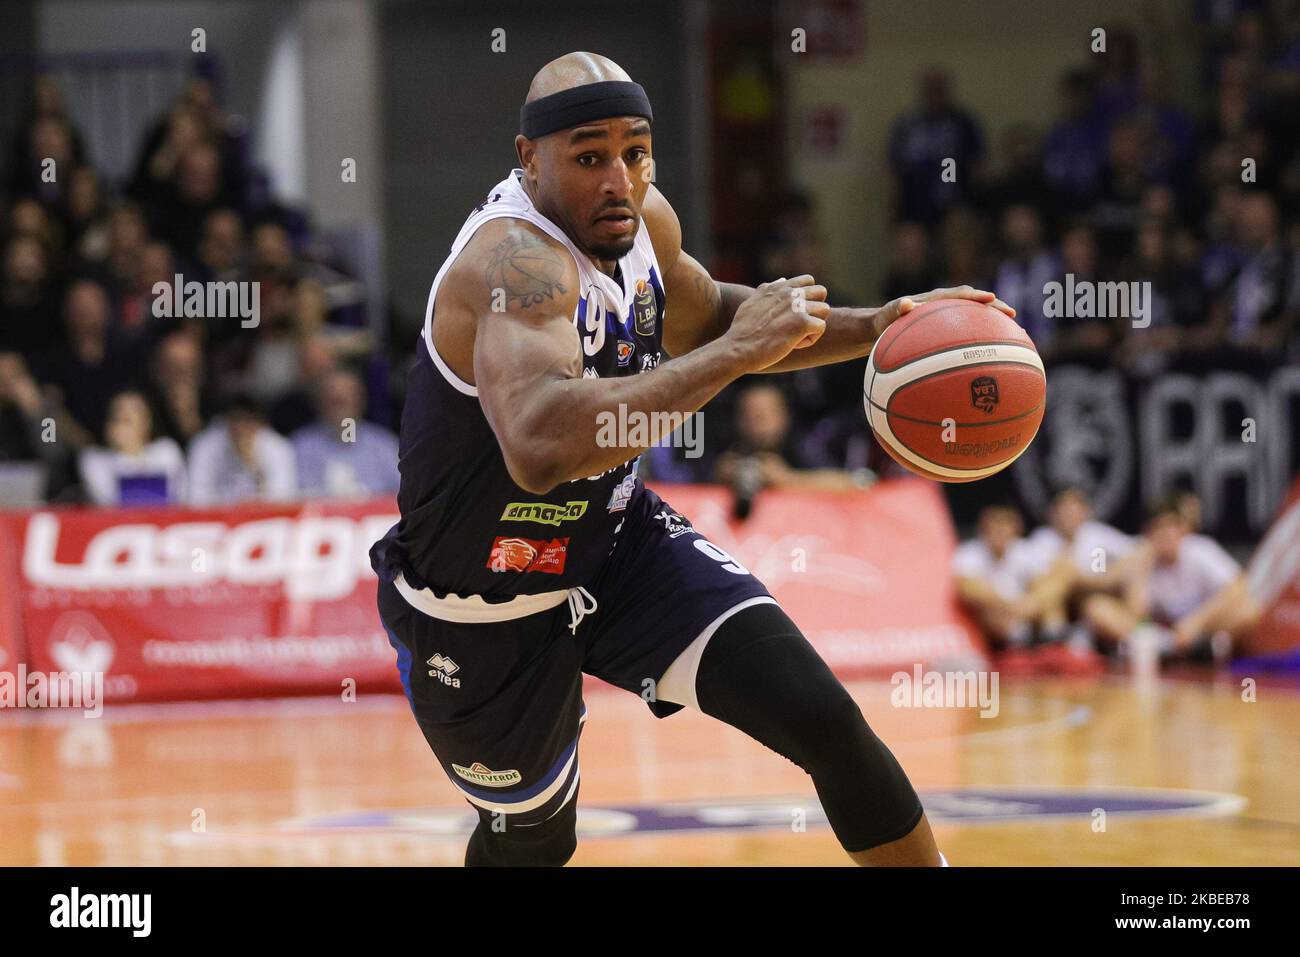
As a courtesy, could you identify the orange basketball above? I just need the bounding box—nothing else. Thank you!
[863,299,1046,483]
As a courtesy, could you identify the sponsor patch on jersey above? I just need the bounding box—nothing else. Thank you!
[617,340,634,366]
[652,507,695,538]
[632,279,657,336]
[640,351,660,372]
[500,501,588,526]
[452,762,522,788]
[607,474,637,512]
[486,536,569,574]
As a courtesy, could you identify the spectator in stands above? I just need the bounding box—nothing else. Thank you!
[196,209,246,284]
[6,114,80,206]
[130,102,210,208]
[187,394,296,505]
[94,200,150,297]
[293,368,398,498]
[36,278,143,444]
[993,205,1056,344]
[1025,486,1138,651]
[979,123,1061,225]
[1131,59,1197,191]
[952,504,1044,649]
[887,69,984,225]
[78,390,186,506]
[1042,69,1106,210]
[713,384,865,494]
[1123,494,1260,660]
[880,222,938,304]
[149,141,228,262]
[116,240,178,339]
[250,220,298,279]
[1117,218,1208,373]
[1205,192,1298,352]
[0,352,76,503]
[1091,118,1150,266]
[936,206,993,289]
[0,352,48,462]
[5,74,85,199]
[0,233,61,357]
[144,330,212,446]
[63,165,111,264]
[1039,224,1116,364]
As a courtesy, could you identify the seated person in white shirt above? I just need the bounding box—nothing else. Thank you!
[1125,495,1260,657]
[1024,485,1138,648]
[78,390,187,506]
[188,394,297,506]
[952,505,1045,648]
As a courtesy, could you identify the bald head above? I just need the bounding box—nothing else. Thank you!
[525,52,631,103]
[516,51,652,264]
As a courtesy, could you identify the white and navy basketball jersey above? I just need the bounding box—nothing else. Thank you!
[371,168,667,599]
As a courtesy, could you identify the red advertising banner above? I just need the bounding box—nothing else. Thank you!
[0,500,403,703]
[649,479,987,677]
[0,479,983,703]
[1245,476,1300,656]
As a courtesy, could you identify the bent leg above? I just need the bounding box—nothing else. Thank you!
[678,602,938,865]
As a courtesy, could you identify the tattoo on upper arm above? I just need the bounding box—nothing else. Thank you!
[692,269,721,317]
[485,232,570,309]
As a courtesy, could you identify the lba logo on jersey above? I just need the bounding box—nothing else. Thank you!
[632,278,657,335]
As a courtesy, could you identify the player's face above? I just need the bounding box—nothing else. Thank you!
[535,116,653,261]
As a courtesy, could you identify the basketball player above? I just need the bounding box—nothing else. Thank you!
[370,52,1014,867]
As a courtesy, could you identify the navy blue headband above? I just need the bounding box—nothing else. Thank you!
[519,80,653,139]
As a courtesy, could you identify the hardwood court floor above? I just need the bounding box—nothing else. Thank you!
[2,672,1297,866]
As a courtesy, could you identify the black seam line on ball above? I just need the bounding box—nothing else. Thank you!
[872,339,1040,374]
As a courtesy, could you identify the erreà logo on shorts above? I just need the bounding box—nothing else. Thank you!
[427,653,460,688]
[452,762,522,787]
[50,887,151,937]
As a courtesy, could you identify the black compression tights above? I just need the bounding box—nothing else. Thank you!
[464,602,923,865]
[693,601,924,853]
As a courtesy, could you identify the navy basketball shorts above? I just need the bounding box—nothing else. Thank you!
[376,487,774,827]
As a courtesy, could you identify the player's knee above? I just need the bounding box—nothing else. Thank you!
[788,685,875,771]
[468,801,578,867]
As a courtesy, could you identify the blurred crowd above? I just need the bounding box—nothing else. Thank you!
[660,2,1300,496]
[2,3,1297,513]
[0,71,394,507]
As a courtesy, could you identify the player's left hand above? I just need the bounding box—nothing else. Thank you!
[873,285,1016,339]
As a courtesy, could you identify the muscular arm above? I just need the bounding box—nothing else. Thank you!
[462,220,817,494]
[645,184,1012,371]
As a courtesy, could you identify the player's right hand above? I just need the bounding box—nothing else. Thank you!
[727,275,829,372]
